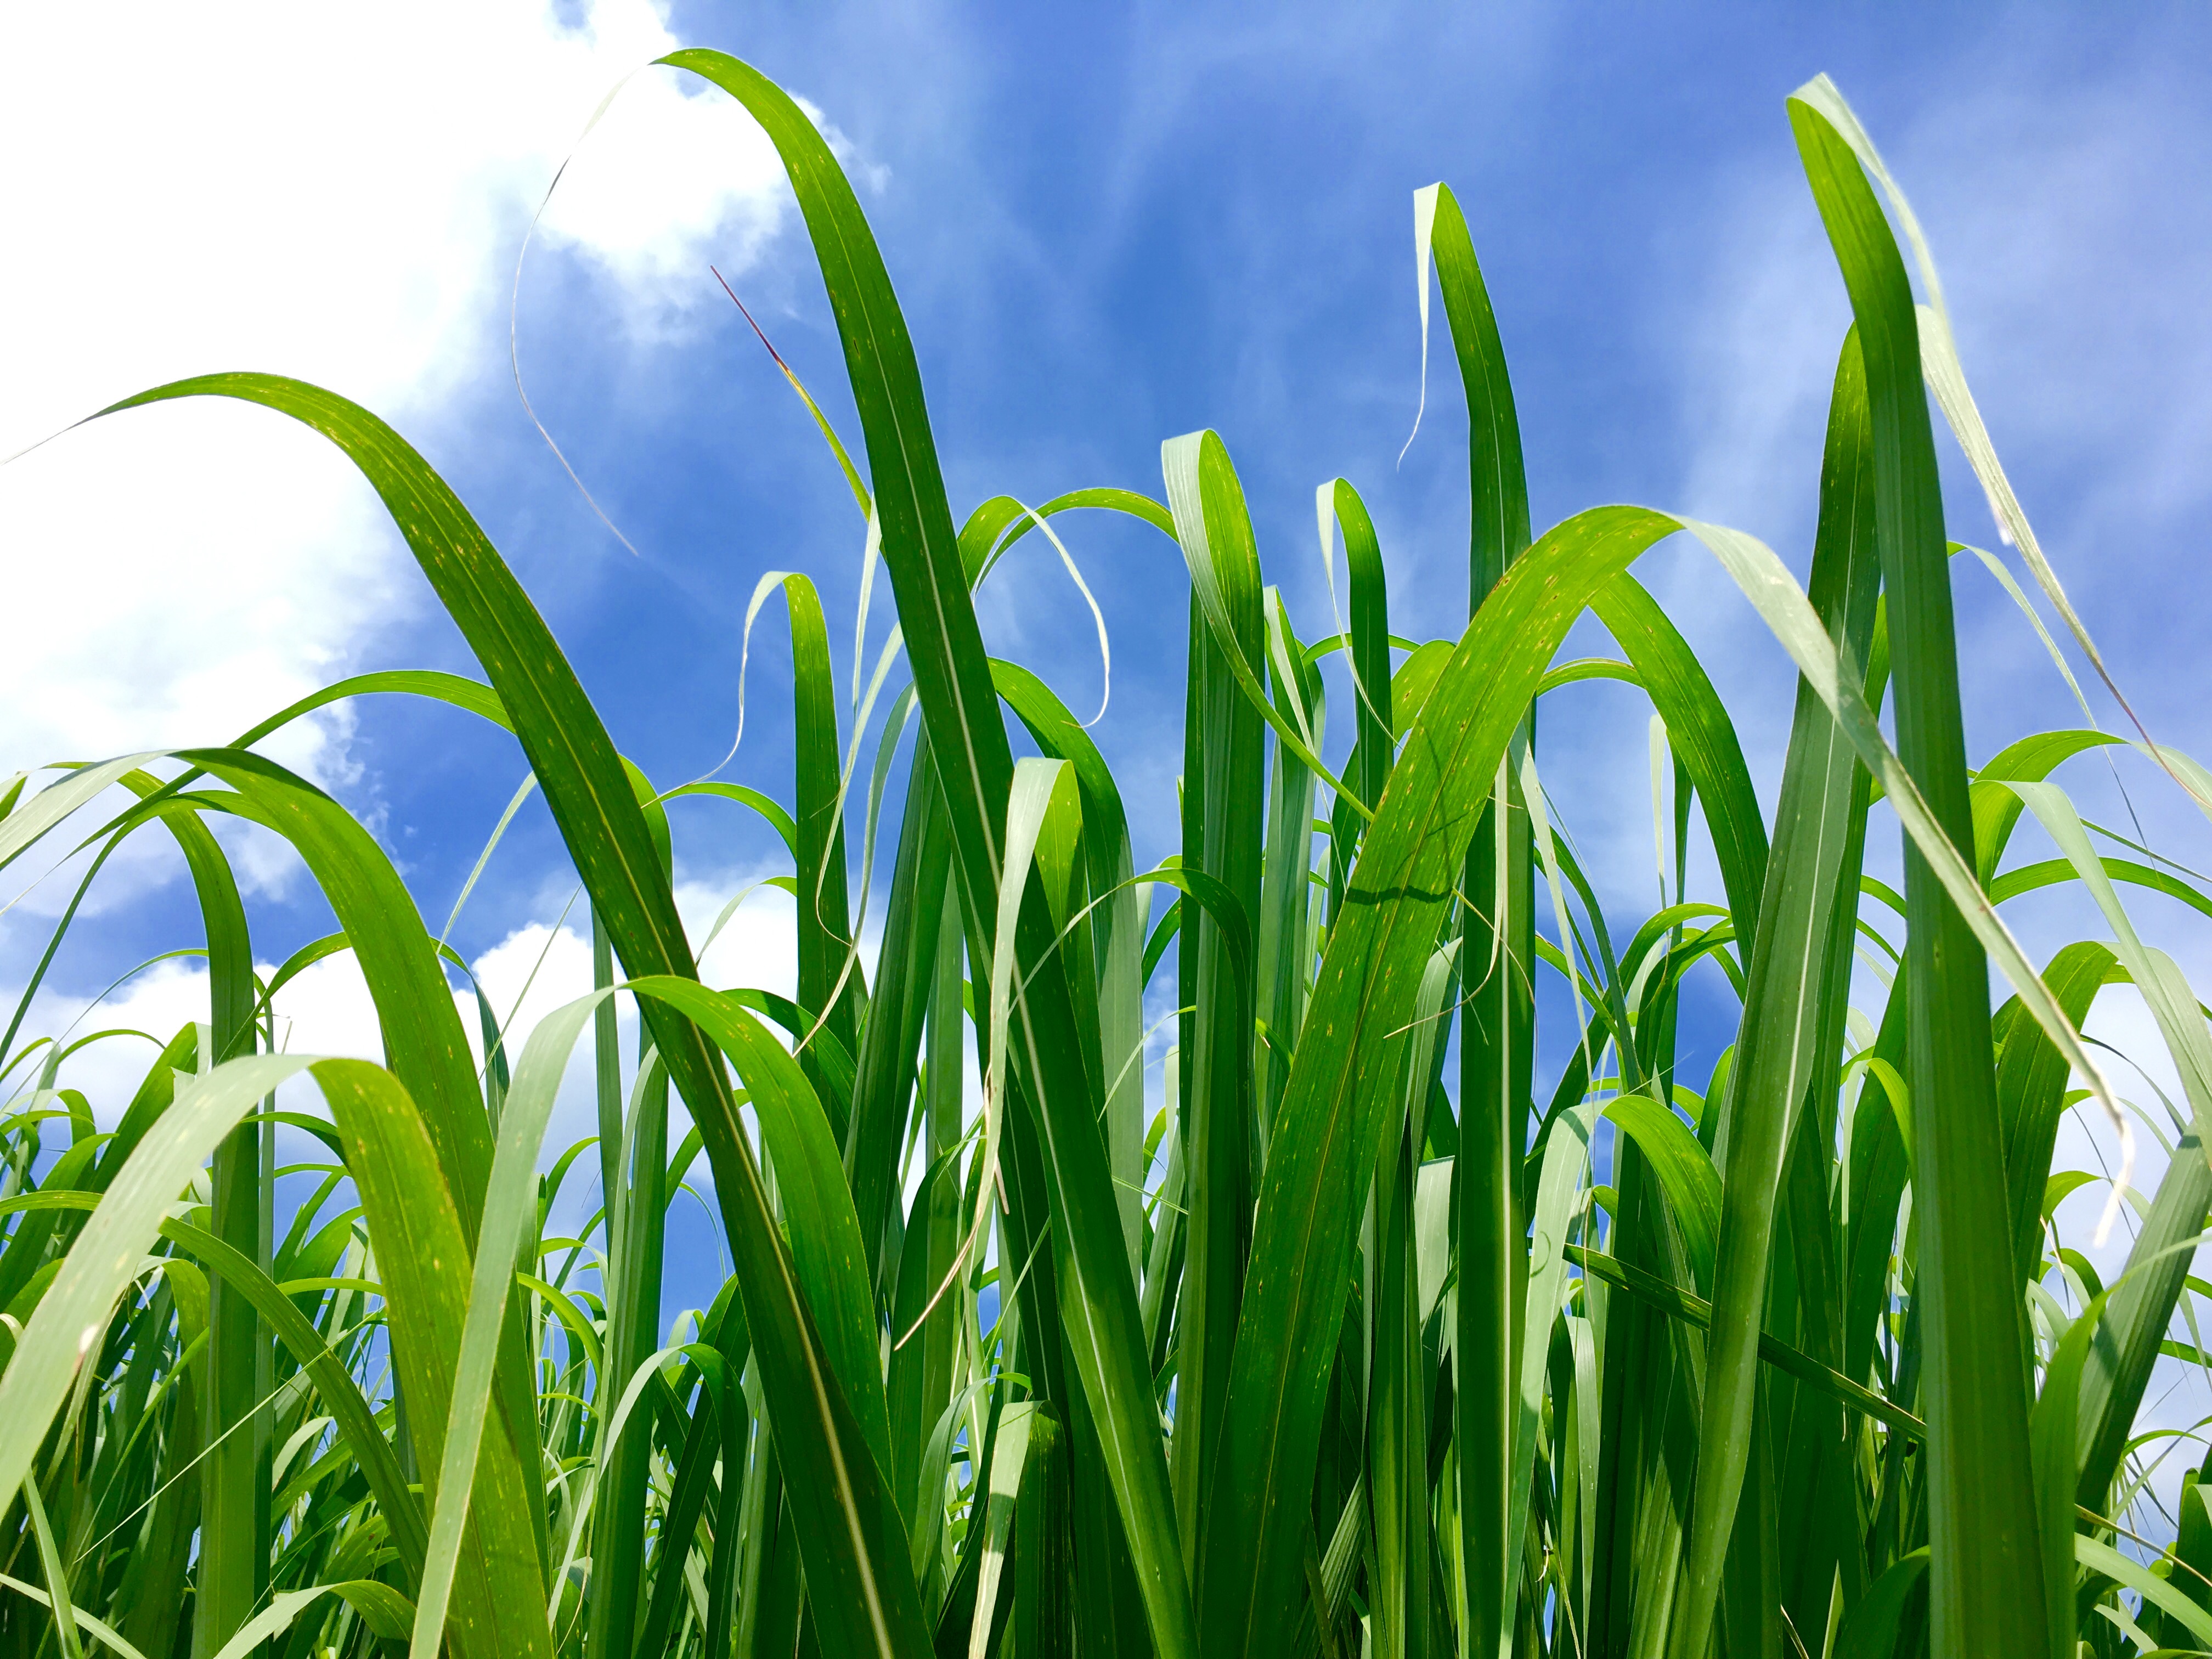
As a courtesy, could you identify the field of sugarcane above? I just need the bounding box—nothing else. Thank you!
[5,46,2212,1659]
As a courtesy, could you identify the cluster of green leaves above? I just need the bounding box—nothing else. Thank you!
[4,49,2211,1659]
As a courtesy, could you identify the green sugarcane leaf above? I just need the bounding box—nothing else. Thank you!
[0,1055,308,1560]
[1671,325,1881,1659]
[844,726,953,1292]
[662,780,801,863]
[1423,171,1538,1659]
[1972,729,2124,881]
[1791,82,2046,1650]
[0,1571,151,1659]
[1991,856,2212,923]
[1587,573,1769,935]
[628,977,892,1471]
[738,570,865,1107]
[227,669,512,750]
[1406,181,1531,600]
[405,984,612,1659]
[1368,943,1454,1659]
[1200,503,1684,1655]
[994,659,1149,1276]
[2077,1538,2212,1651]
[88,370,929,1658]
[1831,1550,1931,1659]
[1510,1096,1596,1587]
[2034,1285,2114,1659]
[313,1059,552,1659]
[127,751,558,1635]
[1993,943,2118,1289]
[30,52,2210,1659]
[206,1582,419,1659]
[0,755,163,879]
[21,1469,83,1659]
[1602,1091,1722,1293]
[159,1217,427,1584]
[1164,431,1365,819]
[1165,450,1269,1561]
[1566,1246,1923,1439]
[1316,478,1392,804]
[659,50,1190,1657]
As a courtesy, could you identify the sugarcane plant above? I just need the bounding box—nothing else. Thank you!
[4,47,2210,1659]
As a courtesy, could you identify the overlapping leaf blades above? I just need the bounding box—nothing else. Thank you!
[1,51,2204,1659]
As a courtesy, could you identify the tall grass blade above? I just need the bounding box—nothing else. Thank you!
[1788,90,2046,1654]
[1200,504,1685,1655]
[660,48,1194,1655]
[14,55,2197,1659]
[1160,431,1267,1566]
[1671,328,1880,1659]
[1410,182,1540,1659]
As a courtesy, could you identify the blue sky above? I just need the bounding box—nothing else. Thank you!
[5,4,2211,1308]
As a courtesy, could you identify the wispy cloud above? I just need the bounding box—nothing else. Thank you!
[1658,29,2212,768]
[0,0,810,783]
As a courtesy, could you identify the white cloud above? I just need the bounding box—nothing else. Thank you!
[680,874,802,1001]
[0,0,803,784]
[464,919,602,1056]
[13,957,223,1109]
[10,867,803,1158]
